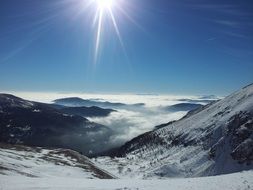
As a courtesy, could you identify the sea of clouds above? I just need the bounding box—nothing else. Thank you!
[9,92,216,147]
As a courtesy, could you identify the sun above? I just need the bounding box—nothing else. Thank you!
[96,0,114,10]
[79,0,131,64]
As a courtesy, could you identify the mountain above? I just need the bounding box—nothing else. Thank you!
[177,95,219,104]
[56,106,116,118]
[199,95,219,100]
[54,97,145,109]
[0,94,114,155]
[95,83,253,178]
[165,103,203,112]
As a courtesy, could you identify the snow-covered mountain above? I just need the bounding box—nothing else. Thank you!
[95,83,253,178]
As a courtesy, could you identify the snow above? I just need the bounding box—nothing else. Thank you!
[1,144,252,190]
[0,145,115,179]
[0,148,92,179]
[32,109,41,112]
[0,171,252,190]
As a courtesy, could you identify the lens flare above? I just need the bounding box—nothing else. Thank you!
[77,0,139,64]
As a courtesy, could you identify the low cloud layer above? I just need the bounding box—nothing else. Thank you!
[10,92,215,149]
[89,109,186,146]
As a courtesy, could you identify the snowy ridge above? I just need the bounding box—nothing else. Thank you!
[95,84,253,178]
[0,143,115,179]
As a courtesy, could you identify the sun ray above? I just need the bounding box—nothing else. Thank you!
[117,6,146,33]
[78,0,140,64]
[108,8,129,61]
[94,10,103,63]
[93,10,99,28]
[108,9,124,49]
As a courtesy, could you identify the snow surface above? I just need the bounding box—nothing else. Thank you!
[1,171,253,190]
[1,143,252,190]
[0,144,115,179]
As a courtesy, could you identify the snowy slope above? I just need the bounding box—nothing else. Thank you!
[95,84,253,178]
[0,143,115,179]
[1,170,253,190]
[0,143,252,190]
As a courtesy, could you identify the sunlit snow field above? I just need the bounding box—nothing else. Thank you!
[0,141,252,190]
[1,171,253,190]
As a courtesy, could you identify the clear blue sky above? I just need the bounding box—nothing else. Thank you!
[0,0,252,95]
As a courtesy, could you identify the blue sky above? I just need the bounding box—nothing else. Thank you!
[0,0,252,95]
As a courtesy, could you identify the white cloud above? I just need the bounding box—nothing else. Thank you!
[89,108,187,146]
[6,91,205,146]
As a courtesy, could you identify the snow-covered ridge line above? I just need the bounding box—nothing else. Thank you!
[95,83,253,179]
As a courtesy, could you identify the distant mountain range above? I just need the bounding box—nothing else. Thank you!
[96,83,253,178]
[165,103,203,112]
[55,105,115,118]
[54,97,145,109]
[176,95,219,104]
[0,94,116,155]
